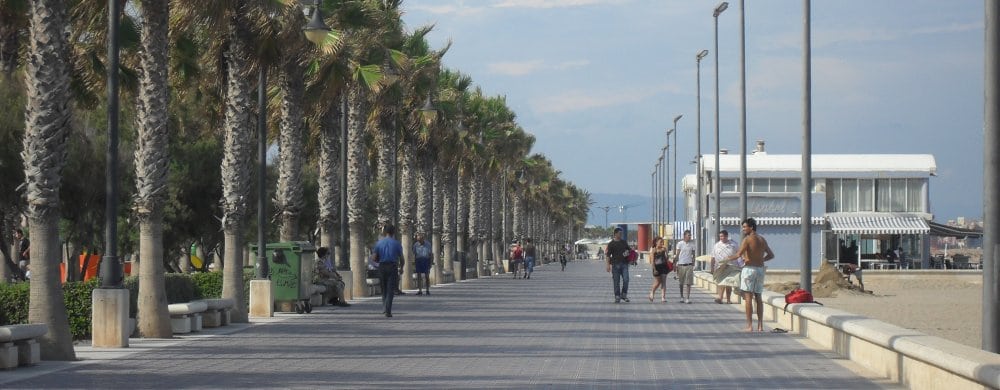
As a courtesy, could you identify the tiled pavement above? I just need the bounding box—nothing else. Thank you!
[2,259,897,389]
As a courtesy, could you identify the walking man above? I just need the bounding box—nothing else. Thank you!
[727,218,775,332]
[605,227,631,303]
[673,230,696,303]
[523,238,537,279]
[412,232,432,295]
[373,224,403,317]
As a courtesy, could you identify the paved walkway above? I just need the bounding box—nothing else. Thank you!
[2,259,897,389]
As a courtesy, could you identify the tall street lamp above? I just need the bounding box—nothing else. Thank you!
[695,49,709,255]
[984,0,1000,353]
[738,0,748,223]
[672,115,682,225]
[800,0,814,294]
[255,66,269,280]
[713,1,728,242]
[658,151,665,235]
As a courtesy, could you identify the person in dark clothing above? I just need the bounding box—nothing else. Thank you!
[605,227,631,303]
[372,224,403,317]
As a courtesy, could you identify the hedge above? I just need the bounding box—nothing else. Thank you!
[0,269,252,340]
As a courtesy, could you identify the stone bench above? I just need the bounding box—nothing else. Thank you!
[308,284,327,307]
[0,324,47,369]
[365,278,381,296]
[192,298,234,328]
[167,301,208,334]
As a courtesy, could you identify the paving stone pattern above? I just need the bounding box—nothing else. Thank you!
[2,259,891,389]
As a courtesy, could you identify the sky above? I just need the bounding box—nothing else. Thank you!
[401,0,984,225]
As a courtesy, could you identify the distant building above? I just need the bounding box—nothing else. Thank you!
[683,140,936,269]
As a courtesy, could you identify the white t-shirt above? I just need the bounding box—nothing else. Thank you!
[712,240,739,269]
[675,240,696,265]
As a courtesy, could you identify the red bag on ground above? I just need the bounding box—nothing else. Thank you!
[783,288,822,313]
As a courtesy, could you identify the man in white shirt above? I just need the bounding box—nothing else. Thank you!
[673,230,696,303]
[710,230,740,304]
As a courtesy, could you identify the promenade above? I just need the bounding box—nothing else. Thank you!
[1,259,896,389]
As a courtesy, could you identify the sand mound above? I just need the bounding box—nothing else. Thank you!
[764,262,857,298]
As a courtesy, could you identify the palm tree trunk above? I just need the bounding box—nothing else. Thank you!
[431,164,442,284]
[220,26,255,323]
[276,55,306,241]
[23,0,74,360]
[347,83,368,297]
[133,0,172,338]
[317,102,341,251]
[416,153,432,269]
[512,191,524,242]
[376,111,396,226]
[456,172,470,279]
[136,214,172,337]
[441,167,456,275]
[467,169,481,278]
[398,141,415,290]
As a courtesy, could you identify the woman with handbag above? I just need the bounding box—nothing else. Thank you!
[648,237,671,303]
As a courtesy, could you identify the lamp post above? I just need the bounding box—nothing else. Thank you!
[672,115,682,225]
[658,152,665,235]
[713,1,728,241]
[800,0,813,294]
[255,66,269,280]
[101,0,123,289]
[696,49,708,255]
[738,0,748,223]
[650,170,656,226]
[985,0,1000,353]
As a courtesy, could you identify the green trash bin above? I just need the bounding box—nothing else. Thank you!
[250,241,316,314]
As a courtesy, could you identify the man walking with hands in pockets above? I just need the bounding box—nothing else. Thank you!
[373,224,404,317]
[726,218,775,332]
[605,227,631,303]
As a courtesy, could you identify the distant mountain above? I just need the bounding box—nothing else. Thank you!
[587,193,654,227]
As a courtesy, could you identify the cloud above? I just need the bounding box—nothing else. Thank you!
[532,84,679,114]
[410,0,630,15]
[492,0,631,9]
[761,21,982,51]
[487,59,590,76]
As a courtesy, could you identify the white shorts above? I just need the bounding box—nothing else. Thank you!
[740,266,766,294]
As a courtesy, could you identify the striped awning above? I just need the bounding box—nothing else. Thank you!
[717,217,825,226]
[827,214,930,235]
[670,221,695,236]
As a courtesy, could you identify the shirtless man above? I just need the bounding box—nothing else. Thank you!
[726,218,774,332]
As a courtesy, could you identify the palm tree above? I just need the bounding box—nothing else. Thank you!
[275,7,310,242]
[132,0,173,338]
[22,0,75,360]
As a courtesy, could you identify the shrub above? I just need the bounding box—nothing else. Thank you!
[191,271,222,299]
[63,279,99,339]
[163,273,195,304]
[0,282,29,325]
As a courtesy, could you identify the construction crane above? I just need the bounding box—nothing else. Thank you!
[617,202,643,224]
[594,206,613,227]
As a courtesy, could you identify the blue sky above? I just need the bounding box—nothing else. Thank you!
[401,0,983,224]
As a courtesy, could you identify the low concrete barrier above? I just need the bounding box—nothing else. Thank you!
[694,271,1000,389]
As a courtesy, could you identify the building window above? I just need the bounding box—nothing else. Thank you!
[722,179,737,192]
[750,178,769,193]
[786,179,801,193]
[829,178,925,213]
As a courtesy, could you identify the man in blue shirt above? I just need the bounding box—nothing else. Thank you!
[373,224,404,317]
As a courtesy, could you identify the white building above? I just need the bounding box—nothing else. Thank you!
[683,140,935,270]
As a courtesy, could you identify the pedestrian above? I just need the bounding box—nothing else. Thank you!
[710,230,740,304]
[510,241,524,278]
[372,224,404,318]
[559,248,568,271]
[523,238,537,279]
[605,227,631,303]
[673,230,696,303]
[413,232,432,295]
[313,247,351,307]
[726,218,775,332]
[647,236,670,303]
[13,228,28,280]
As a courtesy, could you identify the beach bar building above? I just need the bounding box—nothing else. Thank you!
[682,141,936,270]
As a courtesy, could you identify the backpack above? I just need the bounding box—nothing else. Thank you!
[511,247,523,260]
[783,288,822,313]
[626,249,638,265]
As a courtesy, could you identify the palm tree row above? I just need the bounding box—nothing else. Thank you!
[7,0,591,360]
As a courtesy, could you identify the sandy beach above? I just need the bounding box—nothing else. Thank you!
[764,270,984,349]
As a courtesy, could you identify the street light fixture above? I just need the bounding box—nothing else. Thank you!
[302,0,331,45]
[713,1,728,242]
[695,49,708,255]
[420,93,438,125]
